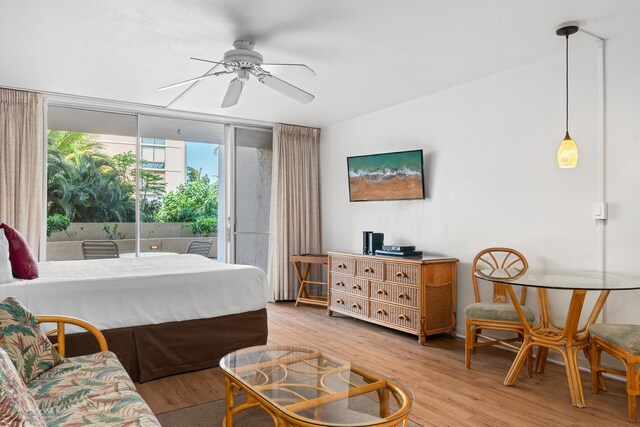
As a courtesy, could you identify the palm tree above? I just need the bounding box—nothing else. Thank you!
[47,131,136,222]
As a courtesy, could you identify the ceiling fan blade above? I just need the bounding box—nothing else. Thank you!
[165,62,222,108]
[190,57,228,66]
[159,73,219,91]
[260,63,316,76]
[221,78,245,108]
[257,74,314,103]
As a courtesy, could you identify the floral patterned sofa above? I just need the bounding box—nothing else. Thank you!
[0,297,160,426]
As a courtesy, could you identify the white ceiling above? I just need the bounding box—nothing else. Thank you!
[1,0,639,128]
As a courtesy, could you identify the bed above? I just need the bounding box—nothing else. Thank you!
[0,254,269,382]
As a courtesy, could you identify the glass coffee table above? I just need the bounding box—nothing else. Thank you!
[220,345,413,427]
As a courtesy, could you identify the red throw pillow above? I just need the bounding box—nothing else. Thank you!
[0,224,38,279]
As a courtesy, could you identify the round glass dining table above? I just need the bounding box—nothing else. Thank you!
[474,268,640,408]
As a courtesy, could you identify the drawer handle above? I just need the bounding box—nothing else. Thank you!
[376,289,387,295]
[352,284,361,290]
[336,299,344,304]
[398,293,409,300]
[395,271,408,278]
[336,281,344,287]
[398,314,409,321]
[364,267,374,273]
[352,303,361,309]
[377,309,387,315]
[337,263,347,269]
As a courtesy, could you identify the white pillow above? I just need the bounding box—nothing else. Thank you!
[0,229,14,283]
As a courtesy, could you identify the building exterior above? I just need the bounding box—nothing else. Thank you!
[98,135,186,192]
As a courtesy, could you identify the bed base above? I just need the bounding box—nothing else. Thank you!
[57,308,268,382]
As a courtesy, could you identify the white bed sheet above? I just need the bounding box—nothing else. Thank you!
[0,254,268,331]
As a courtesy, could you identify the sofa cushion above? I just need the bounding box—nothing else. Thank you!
[0,297,63,383]
[40,389,161,426]
[0,347,46,426]
[464,302,536,323]
[28,351,136,415]
[0,223,38,279]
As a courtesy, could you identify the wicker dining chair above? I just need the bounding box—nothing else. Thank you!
[464,247,535,370]
[589,324,640,422]
[186,240,213,257]
[81,240,119,260]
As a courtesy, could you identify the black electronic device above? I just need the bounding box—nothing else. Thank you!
[381,245,415,252]
[368,233,384,255]
[375,249,423,257]
[362,231,372,254]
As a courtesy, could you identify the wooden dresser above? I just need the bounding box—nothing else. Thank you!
[328,252,458,344]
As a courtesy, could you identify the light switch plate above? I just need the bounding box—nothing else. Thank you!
[592,202,608,220]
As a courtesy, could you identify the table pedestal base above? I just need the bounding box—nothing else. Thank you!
[502,286,610,408]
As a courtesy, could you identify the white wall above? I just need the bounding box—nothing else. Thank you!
[320,30,640,336]
[600,29,640,322]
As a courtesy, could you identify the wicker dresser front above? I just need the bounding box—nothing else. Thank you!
[328,252,458,344]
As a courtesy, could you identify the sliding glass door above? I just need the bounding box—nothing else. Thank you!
[138,115,225,259]
[45,105,271,273]
[232,127,273,272]
[46,107,138,260]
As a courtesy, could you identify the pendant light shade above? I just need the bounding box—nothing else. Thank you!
[556,24,579,168]
[557,132,578,168]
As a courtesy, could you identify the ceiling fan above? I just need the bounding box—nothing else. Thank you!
[160,40,315,108]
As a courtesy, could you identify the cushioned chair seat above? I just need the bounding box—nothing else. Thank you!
[27,351,136,415]
[589,324,640,355]
[464,303,535,323]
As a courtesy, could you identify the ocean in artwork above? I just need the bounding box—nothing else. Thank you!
[348,150,424,201]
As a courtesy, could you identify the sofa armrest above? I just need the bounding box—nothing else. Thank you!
[36,315,108,357]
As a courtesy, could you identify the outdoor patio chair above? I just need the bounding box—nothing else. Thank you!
[82,240,120,260]
[186,240,212,257]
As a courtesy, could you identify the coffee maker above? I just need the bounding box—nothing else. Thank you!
[362,231,384,255]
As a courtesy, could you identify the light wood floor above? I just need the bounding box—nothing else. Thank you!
[136,302,631,426]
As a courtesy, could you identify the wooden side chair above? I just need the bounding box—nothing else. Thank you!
[464,247,534,370]
[589,324,640,422]
[82,240,119,260]
[186,240,213,257]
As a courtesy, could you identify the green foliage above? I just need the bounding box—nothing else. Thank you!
[47,131,136,222]
[46,214,70,237]
[102,223,126,240]
[156,175,218,226]
[46,131,218,234]
[108,151,167,222]
[187,217,218,236]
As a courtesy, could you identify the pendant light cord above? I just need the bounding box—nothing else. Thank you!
[565,34,569,134]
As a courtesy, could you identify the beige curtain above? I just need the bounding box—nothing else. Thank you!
[0,89,43,257]
[267,124,321,301]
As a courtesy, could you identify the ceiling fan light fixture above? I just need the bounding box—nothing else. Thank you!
[237,69,250,81]
[556,23,579,168]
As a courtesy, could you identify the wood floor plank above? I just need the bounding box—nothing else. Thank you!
[136,302,631,425]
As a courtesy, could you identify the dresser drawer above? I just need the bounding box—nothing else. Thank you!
[330,256,355,276]
[384,262,420,286]
[355,259,384,281]
[331,275,368,297]
[331,292,368,317]
[370,282,418,308]
[370,301,418,332]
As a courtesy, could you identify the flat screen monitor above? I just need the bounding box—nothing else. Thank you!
[347,149,425,202]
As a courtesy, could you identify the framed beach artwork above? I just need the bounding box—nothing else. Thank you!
[347,149,425,202]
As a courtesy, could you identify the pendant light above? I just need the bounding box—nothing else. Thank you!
[556,24,579,168]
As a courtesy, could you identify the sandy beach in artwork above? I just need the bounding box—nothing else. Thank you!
[349,175,423,201]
